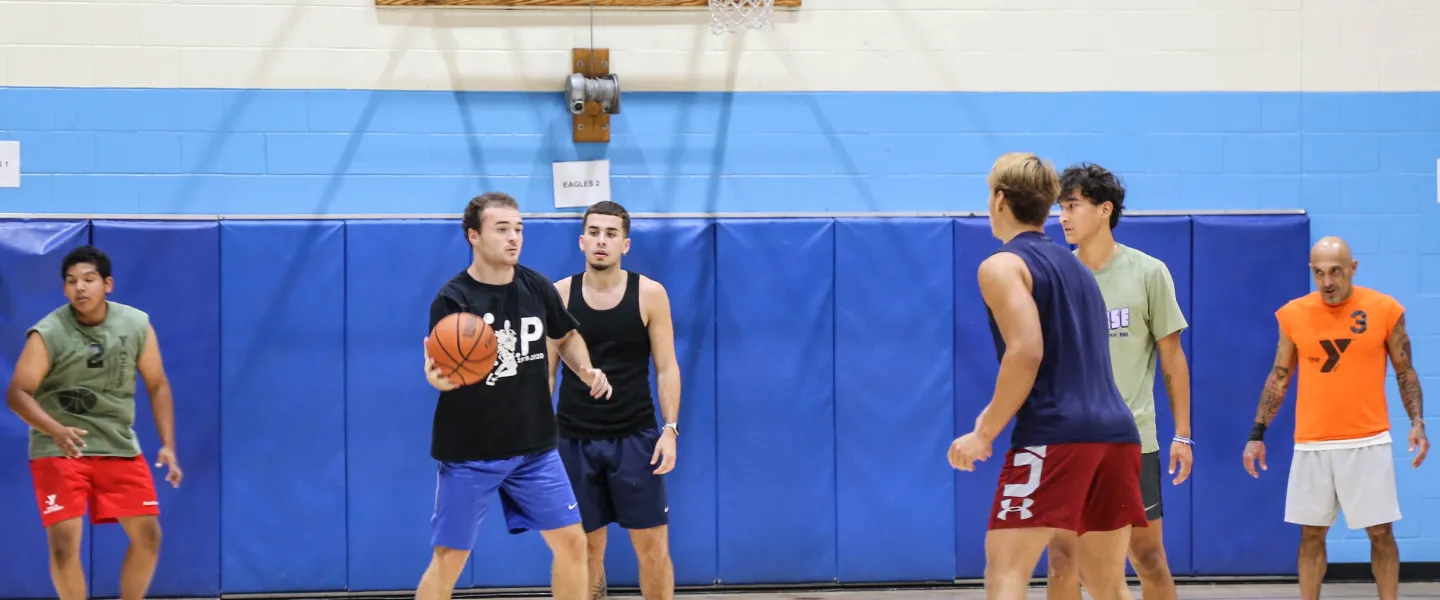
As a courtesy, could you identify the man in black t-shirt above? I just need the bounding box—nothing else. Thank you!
[415,192,614,600]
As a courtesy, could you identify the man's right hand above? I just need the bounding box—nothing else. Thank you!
[1243,440,1267,478]
[49,425,87,458]
[423,339,460,392]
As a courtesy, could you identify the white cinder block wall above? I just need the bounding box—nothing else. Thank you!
[0,0,1437,91]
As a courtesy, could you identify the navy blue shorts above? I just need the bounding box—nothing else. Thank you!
[558,428,670,534]
[430,449,581,551]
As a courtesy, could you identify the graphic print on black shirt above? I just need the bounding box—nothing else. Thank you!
[428,264,579,463]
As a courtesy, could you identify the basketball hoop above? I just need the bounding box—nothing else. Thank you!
[708,0,774,35]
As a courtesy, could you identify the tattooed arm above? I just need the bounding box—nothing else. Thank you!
[1253,326,1298,429]
[1386,312,1429,467]
[1388,313,1425,422]
[1244,325,1296,478]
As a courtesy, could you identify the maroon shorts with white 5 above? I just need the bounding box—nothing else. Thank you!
[988,442,1148,534]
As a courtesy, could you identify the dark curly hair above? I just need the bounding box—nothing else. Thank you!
[1058,163,1126,230]
[61,245,112,280]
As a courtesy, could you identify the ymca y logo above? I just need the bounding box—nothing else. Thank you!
[1313,310,1367,373]
[1318,339,1351,373]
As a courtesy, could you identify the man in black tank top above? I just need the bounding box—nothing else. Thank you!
[549,201,681,600]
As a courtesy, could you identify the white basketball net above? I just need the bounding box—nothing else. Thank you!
[709,0,775,35]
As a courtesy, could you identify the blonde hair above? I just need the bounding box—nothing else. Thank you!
[987,153,1060,226]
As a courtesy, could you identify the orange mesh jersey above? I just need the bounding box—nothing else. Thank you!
[1275,286,1403,444]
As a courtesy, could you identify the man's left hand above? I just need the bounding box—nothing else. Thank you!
[155,446,183,488]
[1410,422,1429,468]
[1168,439,1193,485]
[651,429,677,475]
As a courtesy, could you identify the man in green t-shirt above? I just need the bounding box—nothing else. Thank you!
[5,245,183,600]
[1045,164,1193,600]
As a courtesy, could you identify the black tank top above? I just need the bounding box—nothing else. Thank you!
[557,271,657,439]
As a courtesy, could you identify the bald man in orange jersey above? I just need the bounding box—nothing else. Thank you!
[1242,236,1429,600]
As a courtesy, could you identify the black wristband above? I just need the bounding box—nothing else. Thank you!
[1249,422,1267,442]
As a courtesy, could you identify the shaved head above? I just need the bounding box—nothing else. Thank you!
[1310,236,1354,263]
[1309,236,1358,305]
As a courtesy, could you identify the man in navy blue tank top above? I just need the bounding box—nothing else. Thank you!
[948,153,1148,600]
[549,201,681,600]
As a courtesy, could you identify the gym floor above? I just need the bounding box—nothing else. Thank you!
[661,583,1440,599]
[226,582,1440,600]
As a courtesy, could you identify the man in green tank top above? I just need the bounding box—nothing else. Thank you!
[1045,164,1194,600]
[5,245,183,600]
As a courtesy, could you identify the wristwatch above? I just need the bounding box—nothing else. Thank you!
[663,422,679,437]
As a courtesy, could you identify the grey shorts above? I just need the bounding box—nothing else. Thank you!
[1284,442,1401,530]
[1140,451,1163,521]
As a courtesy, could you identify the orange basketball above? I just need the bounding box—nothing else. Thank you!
[426,312,498,387]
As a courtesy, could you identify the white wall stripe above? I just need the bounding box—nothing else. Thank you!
[0,0,1435,91]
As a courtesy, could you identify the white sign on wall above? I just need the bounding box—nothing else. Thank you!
[0,141,19,188]
[552,159,611,209]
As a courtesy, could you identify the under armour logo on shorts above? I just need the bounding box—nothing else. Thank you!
[997,498,1034,520]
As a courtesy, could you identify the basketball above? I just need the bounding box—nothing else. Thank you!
[426,312,498,387]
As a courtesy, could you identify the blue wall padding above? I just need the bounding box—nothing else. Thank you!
[0,214,1314,597]
[715,218,838,584]
[468,218,578,589]
[834,218,956,583]
[639,219,721,586]
[219,221,349,593]
[0,220,94,600]
[518,218,581,283]
[88,221,223,598]
[1189,215,1310,576]
[1110,216,1195,576]
[344,220,475,592]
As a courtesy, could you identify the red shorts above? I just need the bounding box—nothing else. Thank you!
[30,455,160,528]
[988,442,1148,535]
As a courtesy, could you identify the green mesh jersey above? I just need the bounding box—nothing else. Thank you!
[27,301,150,460]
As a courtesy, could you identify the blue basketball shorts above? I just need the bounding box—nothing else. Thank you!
[430,449,582,551]
[557,428,670,534]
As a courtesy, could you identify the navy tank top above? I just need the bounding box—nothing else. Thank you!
[986,230,1140,449]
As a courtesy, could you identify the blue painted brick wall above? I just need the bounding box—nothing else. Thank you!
[0,86,1438,562]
